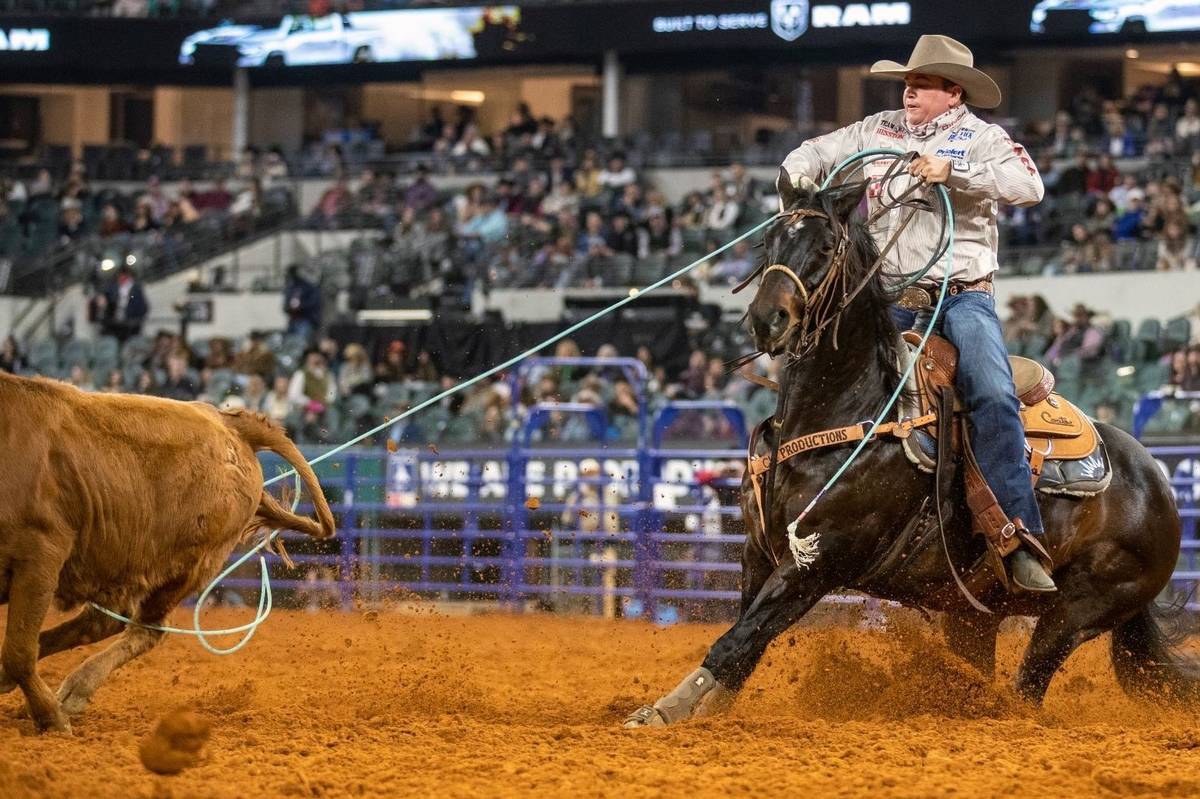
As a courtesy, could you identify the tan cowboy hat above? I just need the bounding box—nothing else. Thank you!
[870,35,1001,110]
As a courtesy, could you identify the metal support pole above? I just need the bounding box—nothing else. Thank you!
[602,50,621,140]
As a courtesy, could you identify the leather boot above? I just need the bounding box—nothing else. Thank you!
[1009,548,1056,593]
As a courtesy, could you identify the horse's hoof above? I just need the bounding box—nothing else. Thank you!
[622,667,734,728]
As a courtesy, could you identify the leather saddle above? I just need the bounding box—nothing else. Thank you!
[900,331,1112,497]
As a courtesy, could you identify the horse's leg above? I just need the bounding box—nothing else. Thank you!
[626,556,841,727]
[739,541,776,618]
[943,611,1002,679]
[0,606,126,695]
[55,580,184,718]
[1015,588,1131,705]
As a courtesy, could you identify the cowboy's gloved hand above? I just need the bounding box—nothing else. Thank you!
[908,155,951,184]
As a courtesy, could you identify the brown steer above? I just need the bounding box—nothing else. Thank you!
[0,372,335,732]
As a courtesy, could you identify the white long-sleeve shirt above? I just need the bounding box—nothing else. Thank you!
[781,107,1044,284]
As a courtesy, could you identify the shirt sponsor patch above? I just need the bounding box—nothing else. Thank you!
[877,126,904,140]
[947,128,975,142]
[935,147,967,159]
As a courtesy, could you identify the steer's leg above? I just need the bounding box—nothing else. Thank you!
[2,559,70,733]
[56,580,185,718]
[625,543,844,728]
[0,606,126,695]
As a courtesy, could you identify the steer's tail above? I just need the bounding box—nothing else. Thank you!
[220,408,337,539]
[1111,601,1200,705]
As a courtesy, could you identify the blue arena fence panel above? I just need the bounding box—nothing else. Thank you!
[217,363,1200,617]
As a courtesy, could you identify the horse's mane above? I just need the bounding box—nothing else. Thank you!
[814,184,904,392]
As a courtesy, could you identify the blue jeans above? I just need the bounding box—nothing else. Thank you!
[896,292,1044,535]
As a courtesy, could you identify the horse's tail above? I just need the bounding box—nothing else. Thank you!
[220,408,337,540]
[1111,601,1200,704]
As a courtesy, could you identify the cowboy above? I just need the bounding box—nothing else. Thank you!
[781,35,1055,592]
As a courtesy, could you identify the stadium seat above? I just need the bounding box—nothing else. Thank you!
[121,335,153,366]
[60,339,92,369]
[1108,319,1132,363]
[1163,317,1191,353]
[1133,318,1161,363]
[28,338,59,373]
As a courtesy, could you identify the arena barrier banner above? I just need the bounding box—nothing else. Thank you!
[226,404,1199,619]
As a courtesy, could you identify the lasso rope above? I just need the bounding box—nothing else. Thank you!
[787,147,953,535]
[89,211,783,653]
[93,147,954,652]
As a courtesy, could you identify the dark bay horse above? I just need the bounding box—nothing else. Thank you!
[625,175,1198,727]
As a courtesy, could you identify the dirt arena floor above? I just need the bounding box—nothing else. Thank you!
[1,605,1198,799]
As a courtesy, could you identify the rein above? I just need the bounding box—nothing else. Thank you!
[733,153,929,364]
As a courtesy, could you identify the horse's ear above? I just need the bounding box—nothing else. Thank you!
[824,180,869,221]
[776,167,801,211]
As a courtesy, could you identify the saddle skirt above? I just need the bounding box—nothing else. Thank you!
[898,332,1112,497]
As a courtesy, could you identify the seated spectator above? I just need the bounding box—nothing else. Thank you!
[288,349,338,408]
[192,178,234,213]
[1003,294,1054,354]
[639,210,683,259]
[1086,154,1120,195]
[705,179,740,237]
[1112,190,1147,241]
[243,373,268,412]
[66,365,93,392]
[233,331,277,379]
[1046,304,1107,377]
[375,340,407,382]
[205,337,234,370]
[310,177,351,228]
[413,349,439,382]
[156,353,198,401]
[58,202,86,245]
[451,123,489,159]
[1186,347,1200,391]
[403,165,438,213]
[576,211,611,257]
[574,150,602,201]
[262,147,290,185]
[1084,197,1116,235]
[100,369,125,393]
[1156,221,1196,271]
[541,180,580,219]
[264,374,292,423]
[605,213,639,257]
[613,183,645,222]
[0,335,25,373]
[1168,349,1191,388]
[339,343,373,397]
[129,200,159,234]
[1108,173,1140,211]
[598,152,637,196]
[458,194,508,246]
[707,239,755,285]
[98,203,128,238]
[139,176,170,224]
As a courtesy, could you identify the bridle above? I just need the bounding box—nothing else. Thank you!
[735,154,933,362]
